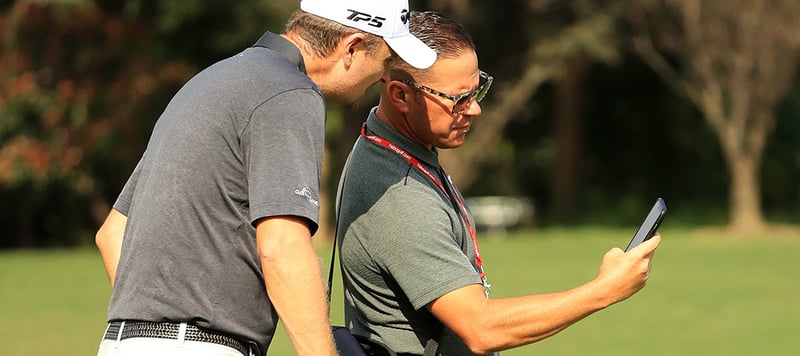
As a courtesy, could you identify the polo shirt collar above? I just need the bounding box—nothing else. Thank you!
[252,31,307,74]
[365,108,441,169]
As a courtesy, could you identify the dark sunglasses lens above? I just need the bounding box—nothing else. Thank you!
[453,96,473,114]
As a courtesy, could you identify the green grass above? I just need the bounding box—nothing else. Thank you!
[0,249,111,356]
[1,227,798,355]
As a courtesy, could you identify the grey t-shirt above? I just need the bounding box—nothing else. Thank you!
[109,32,325,354]
[336,111,484,355]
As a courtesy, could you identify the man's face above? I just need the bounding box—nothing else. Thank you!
[404,51,482,149]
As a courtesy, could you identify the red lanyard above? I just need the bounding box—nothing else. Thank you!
[360,124,490,296]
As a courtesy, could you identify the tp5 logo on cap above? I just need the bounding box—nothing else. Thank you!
[300,0,436,69]
[346,9,386,28]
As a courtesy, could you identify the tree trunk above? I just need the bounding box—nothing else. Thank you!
[551,57,589,221]
[726,153,765,233]
[714,109,772,234]
[17,190,35,247]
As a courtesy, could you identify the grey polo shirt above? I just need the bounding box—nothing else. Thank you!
[109,32,325,355]
[336,110,483,355]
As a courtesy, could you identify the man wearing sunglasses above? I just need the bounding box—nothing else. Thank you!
[335,11,660,355]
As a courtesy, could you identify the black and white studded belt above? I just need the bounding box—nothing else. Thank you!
[103,320,254,356]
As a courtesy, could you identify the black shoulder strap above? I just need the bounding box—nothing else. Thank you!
[252,31,306,73]
[326,226,337,305]
[422,323,443,356]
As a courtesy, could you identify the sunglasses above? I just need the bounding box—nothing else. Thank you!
[401,70,493,115]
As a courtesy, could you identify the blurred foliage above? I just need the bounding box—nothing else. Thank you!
[0,0,291,246]
[0,0,798,247]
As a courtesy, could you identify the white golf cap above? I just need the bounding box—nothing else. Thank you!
[300,0,437,69]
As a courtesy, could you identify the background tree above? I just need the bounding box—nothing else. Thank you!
[0,0,288,246]
[0,0,181,246]
[627,0,800,233]
[2,0,798,247]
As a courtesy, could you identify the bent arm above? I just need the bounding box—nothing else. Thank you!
[256,216,336,356]
[95,209,127,287]
[428,234,661,355]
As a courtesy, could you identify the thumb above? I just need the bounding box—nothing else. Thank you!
[631,233,661,257]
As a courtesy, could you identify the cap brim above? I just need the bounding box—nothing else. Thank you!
[384,35,437,70]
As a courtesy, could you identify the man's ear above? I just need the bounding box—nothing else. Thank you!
[386,81,413,113]
[339,33,367,68]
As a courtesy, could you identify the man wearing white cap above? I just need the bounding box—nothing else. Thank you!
[94,1,435,355]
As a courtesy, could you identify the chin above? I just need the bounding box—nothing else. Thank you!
[439,140,466,149]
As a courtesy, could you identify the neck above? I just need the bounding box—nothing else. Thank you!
[375,104,433,150]
[280,33,335,94]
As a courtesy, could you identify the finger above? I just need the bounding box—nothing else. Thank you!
[631,233,661,256]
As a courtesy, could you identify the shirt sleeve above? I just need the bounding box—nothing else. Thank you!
[366,184,482,310]
[243,88,326,235]
[112,157,145,216]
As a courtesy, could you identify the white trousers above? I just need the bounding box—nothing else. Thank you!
[97,338,245,356]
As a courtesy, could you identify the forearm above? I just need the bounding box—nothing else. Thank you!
[481,280,611,350]
[95,209,127,287]
[257,218,336,356]
[435,240,658,354]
